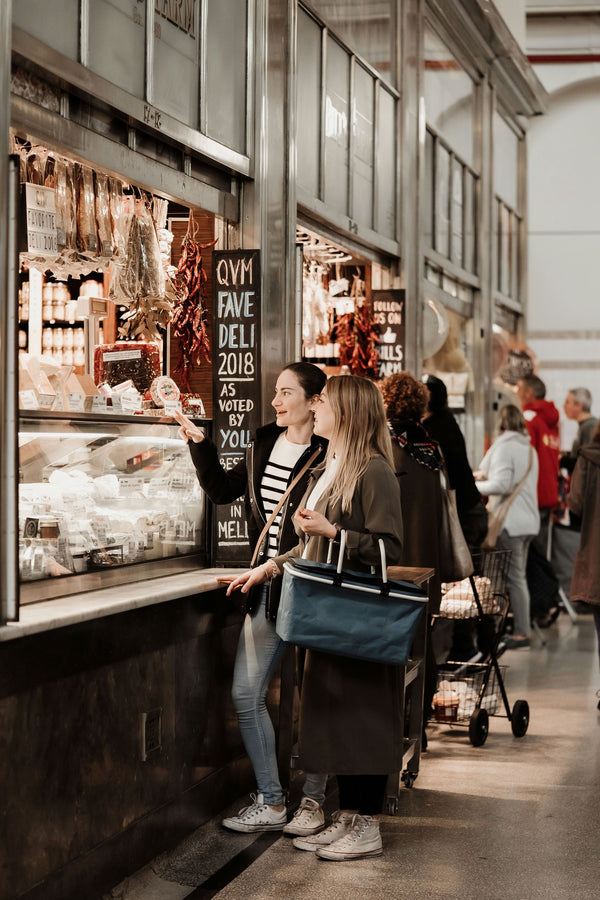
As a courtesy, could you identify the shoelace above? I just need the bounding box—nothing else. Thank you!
[236,793,266,818]
[293,799,319,821]
[344,815,370,843]
[316,810,347,838]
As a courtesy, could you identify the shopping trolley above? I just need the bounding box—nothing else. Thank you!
[432,548,529,746]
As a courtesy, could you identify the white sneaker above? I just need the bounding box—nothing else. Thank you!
[316,815,383,860]
[221,793,287,833]
[283,797,325,836]
[292,810,354,851]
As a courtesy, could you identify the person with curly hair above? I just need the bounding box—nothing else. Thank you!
[380,371,445,744]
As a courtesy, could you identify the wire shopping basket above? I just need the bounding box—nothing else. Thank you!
[438,549,511,619]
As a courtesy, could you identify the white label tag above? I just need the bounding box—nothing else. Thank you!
[19,390,38,409]
[67,392,85,412]
[91,396,108,412]
[103,349,142,362]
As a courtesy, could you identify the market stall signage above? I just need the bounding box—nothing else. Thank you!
[212,250,261,564]
[23,184,57,256]
[373,289,406,378]
[155,0,195,36]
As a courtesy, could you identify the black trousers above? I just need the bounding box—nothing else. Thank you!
[336,774,387,816]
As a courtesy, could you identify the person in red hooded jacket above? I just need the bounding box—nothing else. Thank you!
[517,375,560,557]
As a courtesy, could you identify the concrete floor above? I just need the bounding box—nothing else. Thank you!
[104,613,600,900]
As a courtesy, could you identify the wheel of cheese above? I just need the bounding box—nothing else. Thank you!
[149,376,180,407]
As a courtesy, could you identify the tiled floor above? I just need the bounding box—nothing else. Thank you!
[104,612,600,900]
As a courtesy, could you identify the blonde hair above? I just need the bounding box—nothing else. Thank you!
[324,375,394,513]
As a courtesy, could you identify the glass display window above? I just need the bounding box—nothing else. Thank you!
[18,412,208,602]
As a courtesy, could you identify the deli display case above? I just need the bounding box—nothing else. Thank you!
[18,410,209,603]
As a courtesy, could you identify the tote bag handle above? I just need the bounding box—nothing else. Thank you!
[332,530,388,589]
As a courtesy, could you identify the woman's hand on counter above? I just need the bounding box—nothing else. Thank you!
[171,408,205,443]
[294,508,337,540]
[218,562,272,595]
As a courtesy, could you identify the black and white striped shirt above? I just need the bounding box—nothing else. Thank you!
[260,433,310,557]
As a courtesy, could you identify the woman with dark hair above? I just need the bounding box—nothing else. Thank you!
[224,375,404,861]
[173,362,328,836]
[379,371,445,744]
[422,374,488,547]
[567,421,600,689]
[475,404,540,649]
[423,374,490,665]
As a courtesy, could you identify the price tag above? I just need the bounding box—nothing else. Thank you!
[111,395,123,413]
[67,392,85,412]
[19,390,38,410]
[164,399,182,414]
[91,395,108,412]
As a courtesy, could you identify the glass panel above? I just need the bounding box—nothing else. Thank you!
[499,203,510,296]
[324,36,350,215]
[153,7,200,128]
[352,63,375,228]
[495,198,501,293]
[89,0,147,99]
[375,86,396,239]
[205,0,248,153]
[435,143,450,257]
[297,9,323,197]
[424,25,475,169]
[494,112,519,211]
[464,170,476,274]
[13,0,79,61]
[18,416,206,585]
[512,216,521,301]
[424,129,434,249]
[451,158,464,266]
[307,0,396,86]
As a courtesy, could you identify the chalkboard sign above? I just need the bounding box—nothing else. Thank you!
[372,289,406,379]
[211,250,262,564]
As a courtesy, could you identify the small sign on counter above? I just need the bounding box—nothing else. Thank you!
[23,184,57,256]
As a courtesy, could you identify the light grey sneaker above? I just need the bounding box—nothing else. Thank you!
[222,793,287,833]
[316,815,383,860]
[292,810,354,851]
[283,797,325,836]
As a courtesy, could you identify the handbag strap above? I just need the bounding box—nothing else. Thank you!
[250,446,321,567]
[491,446,534,526]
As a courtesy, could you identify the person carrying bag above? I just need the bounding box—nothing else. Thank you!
[223,375,404,862]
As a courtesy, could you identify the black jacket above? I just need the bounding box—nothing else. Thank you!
[189,421,327,619]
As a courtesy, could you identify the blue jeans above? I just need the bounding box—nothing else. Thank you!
[232,590,327,805]
[497,531,534,637]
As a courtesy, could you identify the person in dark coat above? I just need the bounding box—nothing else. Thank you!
[379,371,444,746]
[567,423,600,689]
[422,374,490,662]
[173,362,328,837]
[225,375,404,861]
[422,374,488,547]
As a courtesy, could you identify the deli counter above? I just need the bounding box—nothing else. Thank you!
[18,410,208,605]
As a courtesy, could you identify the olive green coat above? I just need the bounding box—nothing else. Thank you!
[273,456,404,775]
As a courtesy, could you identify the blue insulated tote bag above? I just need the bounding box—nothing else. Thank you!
[276,532,428,666]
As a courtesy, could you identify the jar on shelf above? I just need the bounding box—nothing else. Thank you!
[52,348,64,365]
[64,298,78,323]
[52,328,64,352]
[74,329,85,350]
[18,329,28,349]
[62,347,74,366]
[42,298,54,321]
[42,328,53,353]
[74,347,85,367]
[63,328,74,350]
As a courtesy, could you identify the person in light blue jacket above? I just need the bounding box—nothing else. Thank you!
[475,405,540,649]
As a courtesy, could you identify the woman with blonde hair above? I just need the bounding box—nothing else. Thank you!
[475,404,540,649]
[223,375,404,861]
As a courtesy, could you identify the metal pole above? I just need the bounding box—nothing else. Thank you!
[1,0,19,623]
